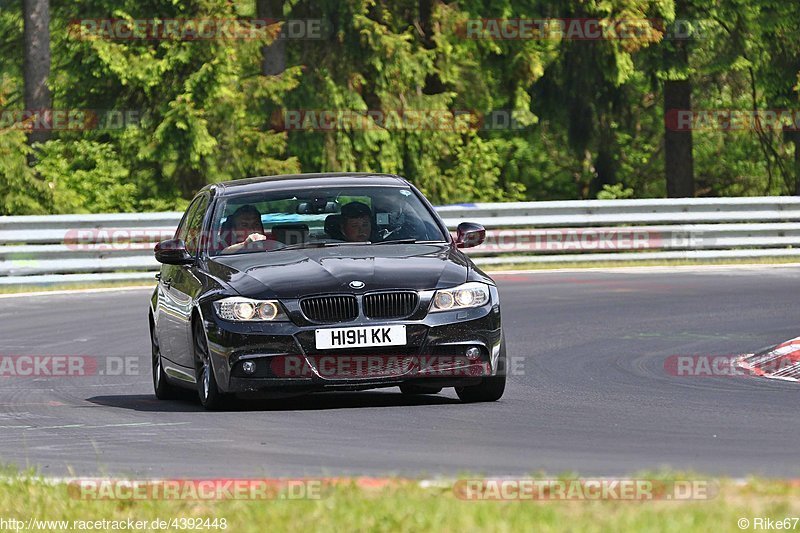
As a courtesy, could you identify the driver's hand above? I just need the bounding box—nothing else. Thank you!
[245,233,266,243]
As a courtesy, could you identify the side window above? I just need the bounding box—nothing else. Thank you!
[184,195,210,256]
[174,197,202,242]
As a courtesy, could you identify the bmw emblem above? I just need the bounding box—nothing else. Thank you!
[349,280,365,289]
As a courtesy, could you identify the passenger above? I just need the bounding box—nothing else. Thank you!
[339,202,373,242]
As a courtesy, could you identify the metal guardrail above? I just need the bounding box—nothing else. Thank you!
[3,197,800,285]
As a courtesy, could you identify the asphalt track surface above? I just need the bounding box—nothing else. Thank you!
[1,266,799,478]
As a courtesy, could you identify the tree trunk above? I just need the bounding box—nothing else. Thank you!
[418,0,444,94]
[663,0,694,198]
[789,132,800,196]
[664,78,695,197]
[23,0,52,148]
[589,114,617,197]
[257,0,286,76]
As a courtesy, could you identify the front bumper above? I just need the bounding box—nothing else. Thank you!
[199,292,502,395]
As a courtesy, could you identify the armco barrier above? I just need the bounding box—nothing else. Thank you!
[3,197,800,285]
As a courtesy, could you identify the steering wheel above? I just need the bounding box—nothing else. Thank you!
[222,238,285,254]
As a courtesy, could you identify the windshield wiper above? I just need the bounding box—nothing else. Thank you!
[275,242,342,251]
[374,239,445,245]
[275,241,372,251]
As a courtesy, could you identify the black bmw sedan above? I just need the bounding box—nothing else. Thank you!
[149,173,506,409]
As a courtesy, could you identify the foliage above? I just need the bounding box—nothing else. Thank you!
[1,0,799,214]
[597,183,635,199]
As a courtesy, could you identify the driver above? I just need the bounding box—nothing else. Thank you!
[339,202,373,242]
[221,204,267,253]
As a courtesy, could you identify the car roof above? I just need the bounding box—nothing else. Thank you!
[205,173,410,196]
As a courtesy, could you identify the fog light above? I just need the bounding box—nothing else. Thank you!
[465,347,481,360]
[242,361,257,375]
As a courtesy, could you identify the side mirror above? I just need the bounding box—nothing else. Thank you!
[154,239,193,265]
[455,222,486,249]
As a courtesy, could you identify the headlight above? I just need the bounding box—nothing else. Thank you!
[430,282,490,312]
[213,297,288,321]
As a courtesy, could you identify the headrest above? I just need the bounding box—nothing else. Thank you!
[271,224,309,245]
[324,214,343,239]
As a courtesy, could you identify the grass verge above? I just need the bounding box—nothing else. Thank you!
[0,280,153,295]
[0,471,798,532]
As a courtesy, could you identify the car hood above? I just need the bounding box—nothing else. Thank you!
[206,243,472,299]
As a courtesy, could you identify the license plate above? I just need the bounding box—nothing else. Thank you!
[315,325,407,350]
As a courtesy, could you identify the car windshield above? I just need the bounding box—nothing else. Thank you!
[209,185,448,256]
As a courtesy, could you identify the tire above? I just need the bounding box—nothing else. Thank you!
[151,320,181,400]
[400,384,442,395]
[193,319,228,410]
[455,333,507,403]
